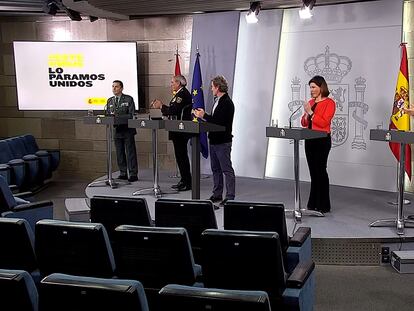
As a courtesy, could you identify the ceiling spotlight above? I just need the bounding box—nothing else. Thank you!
[246,1,261,24]
[299,0,316,19]
[64,7,82,21]
[43,0,59,15]
[42,0,82,21]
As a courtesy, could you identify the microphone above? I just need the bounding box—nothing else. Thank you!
[108,97,116,115]
[103,97,115,116]
[289,105,303,128]
[103,102,109,116]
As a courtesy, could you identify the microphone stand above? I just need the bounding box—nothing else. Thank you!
[181,104,193,120]
[289,105,303,128]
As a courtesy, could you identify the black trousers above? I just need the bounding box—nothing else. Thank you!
[114,133,138,177]
[172,136,191,186]
[304,135,332,212]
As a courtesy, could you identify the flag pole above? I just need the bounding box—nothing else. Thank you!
[170,44,181,179]
[389,42,411,205]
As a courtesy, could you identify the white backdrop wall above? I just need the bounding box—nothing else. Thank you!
[190,12,240,174]
[265,0,403,191]
[232,10,283,178]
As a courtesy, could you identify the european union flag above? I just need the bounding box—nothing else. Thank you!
[192,52,208,159]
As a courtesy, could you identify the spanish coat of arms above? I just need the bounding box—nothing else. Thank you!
[288,46,369,150]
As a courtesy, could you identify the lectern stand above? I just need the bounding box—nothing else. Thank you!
[370,129,414,235]
[128,118,164,198]
[164,120,225,199]
[266,127,327,222]
[84,115,129,189]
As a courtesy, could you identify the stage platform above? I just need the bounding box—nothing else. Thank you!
[85,169,414,265]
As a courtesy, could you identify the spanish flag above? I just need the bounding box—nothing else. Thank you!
[174,47,181,76]
[389,43,411,180]
[173,46,181,96]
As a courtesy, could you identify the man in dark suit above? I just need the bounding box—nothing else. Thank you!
[193,75,235,205]
[106,80,138,182]
[151,75,192,191]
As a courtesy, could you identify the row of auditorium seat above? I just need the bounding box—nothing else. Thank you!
[0,134,60,191]
[89,196,311,273]
[0,212,315,310]
[0,269,273,311]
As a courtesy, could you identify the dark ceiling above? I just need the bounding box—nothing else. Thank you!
[89,0,378,17]
[0,0,380,18]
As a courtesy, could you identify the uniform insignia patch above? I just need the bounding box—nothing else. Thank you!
[176,97,182,103]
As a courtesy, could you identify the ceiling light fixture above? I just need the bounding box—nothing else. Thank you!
[63,6,82,21]
[246,1,261,24]
[43,0,59,15]
[299,0,316,20]
[43,0,82,21]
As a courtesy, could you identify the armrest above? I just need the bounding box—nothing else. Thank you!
[12,200,53,211]
[0,163,10,170]
[21,156,40,185]
[8,158,25,166]
[289,227,311,247]
[14,191,33,199]
[7,160,26,188]
[194,263,203,281]
[22,154,39,161]
[286,260,315,289]
[46,150,60,171]
[0,164,11,184]
[35,150,49,157]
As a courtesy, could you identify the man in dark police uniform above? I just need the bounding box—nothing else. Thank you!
[106,80,138,182]
[151,75,192,191]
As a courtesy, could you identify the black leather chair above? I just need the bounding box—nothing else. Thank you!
[224,200,312,273]
[40,273,149,311]
[0,218,39,283]
[22,134,60,172]
[0,176,53,232]
[113,225,201,310]
[90,196,152,241]
[16,135,52,181]
[0,140,26,189]
[201,229,315,311]
[6,137,42,187]
[155,198,217,262]
[0,163,11,185]
[159,284,271,311]
[0,269,38,311]
[35,220,115,278]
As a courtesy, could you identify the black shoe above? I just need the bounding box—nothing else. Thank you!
[117,175,128,180]
[177,184,191,191]
[128,176,138,182]
[171,181,184,189]
[209,195,223,203]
